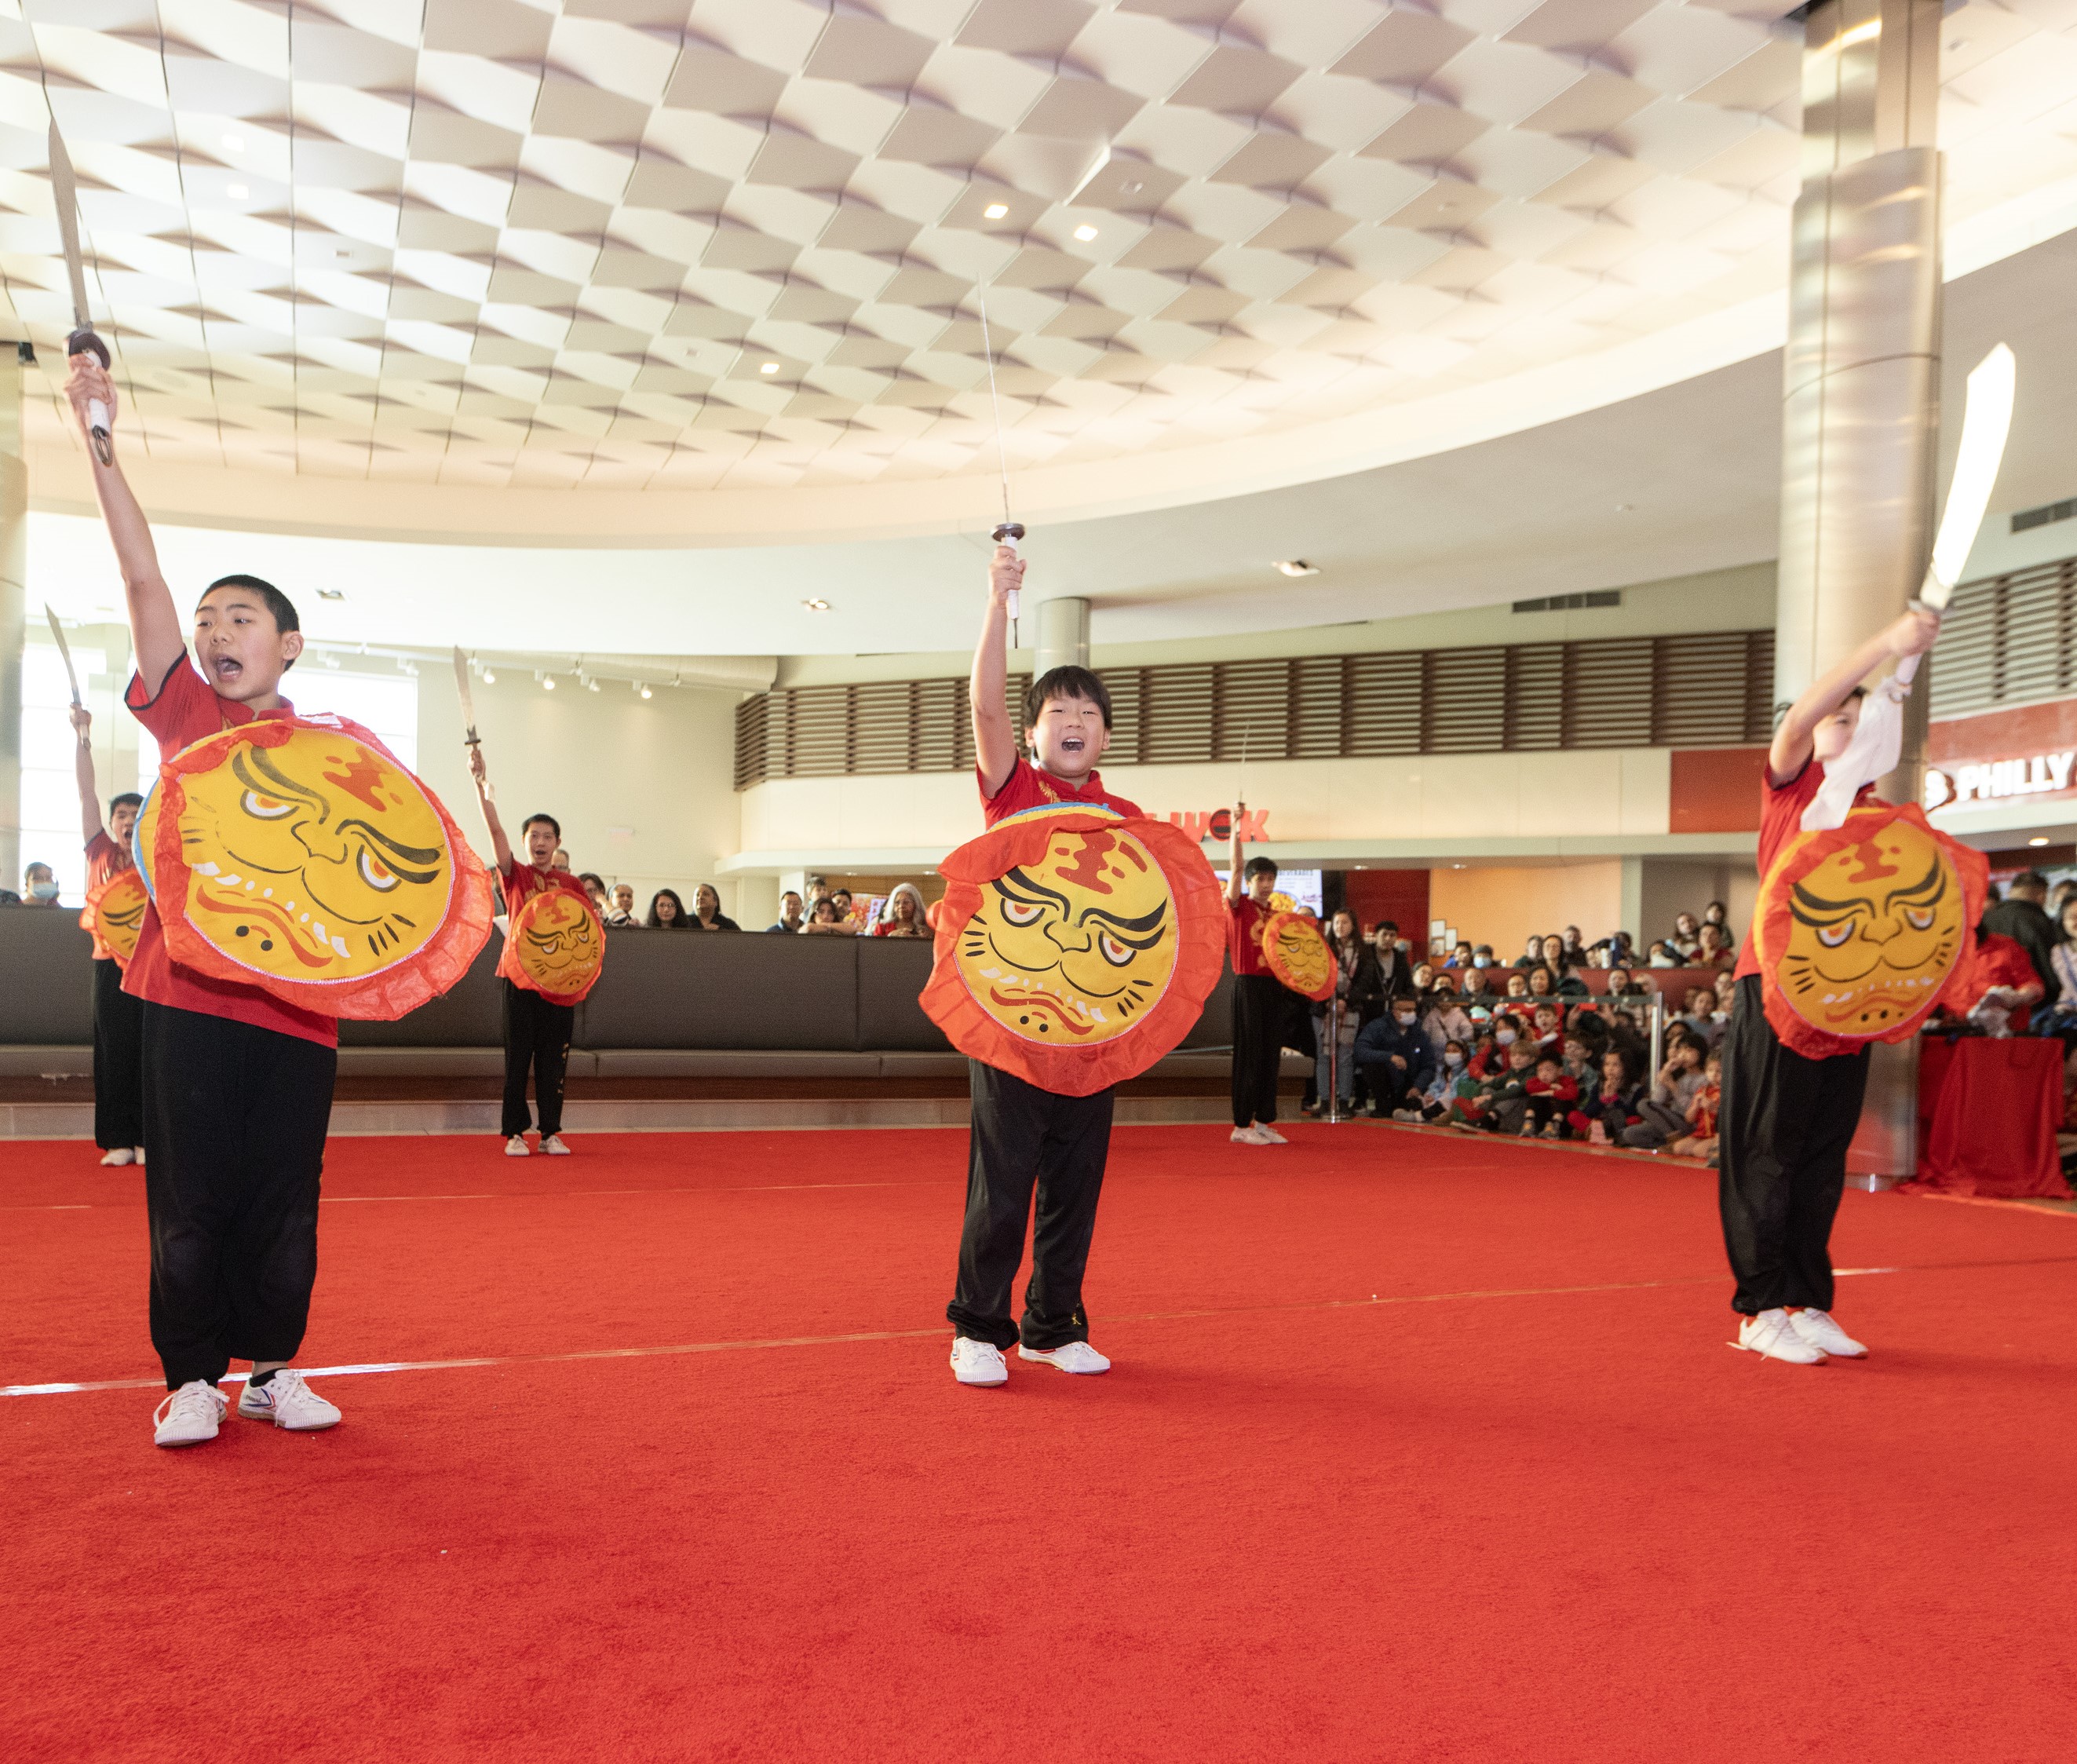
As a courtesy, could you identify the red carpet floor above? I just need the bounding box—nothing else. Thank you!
[4,1124,2075,1762]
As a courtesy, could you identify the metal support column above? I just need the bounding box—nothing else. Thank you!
[1034,596,1089,679]
[0,352,25,895]
[1776,0,1944,1184]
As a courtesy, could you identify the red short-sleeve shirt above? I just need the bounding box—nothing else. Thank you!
[1228,896,1272,978]
[1733,760,1878,983]
[979,761,1141,827]
[122,656,338,1047]
[85,829,130,891]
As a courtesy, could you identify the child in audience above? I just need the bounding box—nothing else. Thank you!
[1446,940,1474,969]
[1522,1054,1579,1139]
[803,897,852,934]
[20,860,61,904]
[1623,1033,1710,1150]
[1558,1033,1596,1100]
[1473,1039,1539,1134]
[1418,1040,1468,1120]
[1529,1003,1563,1050]
[70,705,146,1167]
[946,542,1144,1388]
[469,747,586,1158]
[1670,911,1702,958]
[1670,1050,1722,1160]
[1573,1050,1642,1145]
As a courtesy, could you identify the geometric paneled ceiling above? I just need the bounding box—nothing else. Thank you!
[1,0,2073,518]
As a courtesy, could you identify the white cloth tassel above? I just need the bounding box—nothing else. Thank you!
[1801,668,1910,831]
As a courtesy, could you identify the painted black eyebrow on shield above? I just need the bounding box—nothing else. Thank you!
[995,867,1070,911]
[337,818,441,875]
[1076,900,1168,937]
[235,746,330,814]
[1883,856,1946,908]
[1790,880,1870,917]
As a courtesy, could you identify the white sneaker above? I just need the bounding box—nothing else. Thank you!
[505,1135,531,1156]
[100,1147,135,1166]
[950,1338,1008,1386]
[1787,1308,1867,1358]
[539,1134,571,1156]
[237,1368,342,1431]
[134,1145,147,1166]
[1255,1124,1288,1144]
[1732,1309,1827,1365]
[1018,1341,1112,1375]
[1230,1125,1272,1145]
[153,1380,227,1448]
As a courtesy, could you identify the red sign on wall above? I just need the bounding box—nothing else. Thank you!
[1165,808,1269,842]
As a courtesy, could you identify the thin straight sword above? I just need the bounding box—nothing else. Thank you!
[976,288,1022,645]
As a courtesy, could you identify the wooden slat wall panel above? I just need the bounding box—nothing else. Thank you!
[1931,557,2077,719]
[734,628,1787,787]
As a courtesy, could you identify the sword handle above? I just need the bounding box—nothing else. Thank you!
[68,328,114,465]
[992,521,1024,623]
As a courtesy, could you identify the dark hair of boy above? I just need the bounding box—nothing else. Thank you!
[1243,855,1277,882]
[521,813,561,840]
[1377,919,1397,935]
[110,791,144,814]
[1022,665,1111,732]
[200,575,300,667]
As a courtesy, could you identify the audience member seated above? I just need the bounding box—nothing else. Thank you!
[1528,1002,1564,1050]
[1570,1050,1643,1145]
[1702,900,1729,937]
[1418,972,1474,1054]
[1645,940,1681,968]
[803,897,852,936]
[1524,963,1564,1009]
[830,889,863,932]
[1666,1050,1722,1160]
[1355,995,1434,1119]
[576,871,608,916]
[2042,896,2077,1039]
[1520,1054,1578,1139]
[1472,944,1496,968]
[1510,933,1543,970]
[767,890,805,934]
[647,888,688,928]
[874,883,930,938]
[1967,922,2046,1036]
[1412,1039,1469,1120]
[1444,938,1474,969]
[1503,970,1531,1002]
[1457,962,1498,1010]
[552,848,572,872]
[1622,1032,1710,1150]
[1983,869,2058,1001]
[690,883,739,931]
[19,860,60,906]
[604,884,637,926]
[1692,922,1734,970]
[1604,966,1650,999]
[1668,911,1702,958]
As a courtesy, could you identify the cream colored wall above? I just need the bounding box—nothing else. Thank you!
[736,749,1673,857]
[772,563,1775,690]
[1429,862,1631,962]
[411,669,750,923]
[1637,858,1759,951]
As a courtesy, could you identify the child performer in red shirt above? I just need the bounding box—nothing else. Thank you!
[66,354,344,1448]
[70,704,146,1166]
[947,545,1141,1388]
[1720,607,1938,1365]
[1225,825,1285,1146]
[467,743,586,1156]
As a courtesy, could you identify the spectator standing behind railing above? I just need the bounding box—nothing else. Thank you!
[647,889,688,928]
[802,897,852,935]
[1669,911,1702,958]
[604,884,637,926]
[1982,870,2058,1000]
[688,883,739,930]
[20,860,60,905]
[576,872,608,919]
[767,891,805,933]
[874,883,930,938]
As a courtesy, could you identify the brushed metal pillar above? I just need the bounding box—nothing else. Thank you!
[1035,595,1090,678]
[0,352,25,896]
[1774,0,1944,1181]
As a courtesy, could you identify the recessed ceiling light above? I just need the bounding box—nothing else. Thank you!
[222,133,245,153]
[542,676,555,691]
[639,684,652,699]
[1273,560,1320,577]
[759,361,779,374]
[482,670,496,685]
[316,587,344,600]
[802,597,830,612]
[2029,835,2050,846]
[586,677,600,692]
[227,184,249,199]
[1073,224,1098,242]
[983,202,1009,220]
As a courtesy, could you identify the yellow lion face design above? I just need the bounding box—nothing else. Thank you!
[170,728,452,983]
[513,889,601,995]
[955,825,1179,1045]
[96,869,150,964]
[1267,915,1332,998]
[1776,816,1968,1037]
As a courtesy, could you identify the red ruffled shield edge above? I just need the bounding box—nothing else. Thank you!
[1753,800,1988,1061]
[921,808,1226,1097]
[1262,909,1336,1001]
[81,867,148,968]
[502,884,607,1005]
[147,715,495,1021]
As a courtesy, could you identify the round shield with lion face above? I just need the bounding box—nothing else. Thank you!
[922,805,1225,1096]
[1754,801,1988,1058]
[506,885,605,1003]
[1261,910,1335,1002]
[82,867,149,967]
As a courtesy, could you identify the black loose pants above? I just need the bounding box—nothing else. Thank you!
[502,980,574,1138]
[947,1061,1112,1352]
[92,956,144,1151]
[1717,974,1869,1316]
[1232,973,1284,1127]
[142,1002,336,1390]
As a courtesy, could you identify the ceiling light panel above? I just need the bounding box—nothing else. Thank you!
[0,3,2063,501]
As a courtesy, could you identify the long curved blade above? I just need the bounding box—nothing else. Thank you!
[47,122,93,330]
[1923,342,2017,608]
[45,606,81,706]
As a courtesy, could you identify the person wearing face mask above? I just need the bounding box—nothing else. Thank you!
[1352,995,1436,1119]
[1418,1039,1469,1119]
[1418,970,1473,1055]
[21,860,63,905]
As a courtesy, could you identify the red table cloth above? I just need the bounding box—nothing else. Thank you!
[1905,1036,2071,1200]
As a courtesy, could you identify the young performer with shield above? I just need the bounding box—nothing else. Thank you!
[69,703,147,1166]
[65,354,493,1448]
[928,544,1223,1386]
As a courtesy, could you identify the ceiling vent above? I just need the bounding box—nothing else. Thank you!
[2011,498,2077,534]
[1511,590,1621,613]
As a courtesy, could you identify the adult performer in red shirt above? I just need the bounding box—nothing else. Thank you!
[947,544,1142,1388]
[1720,607,1939,1366]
